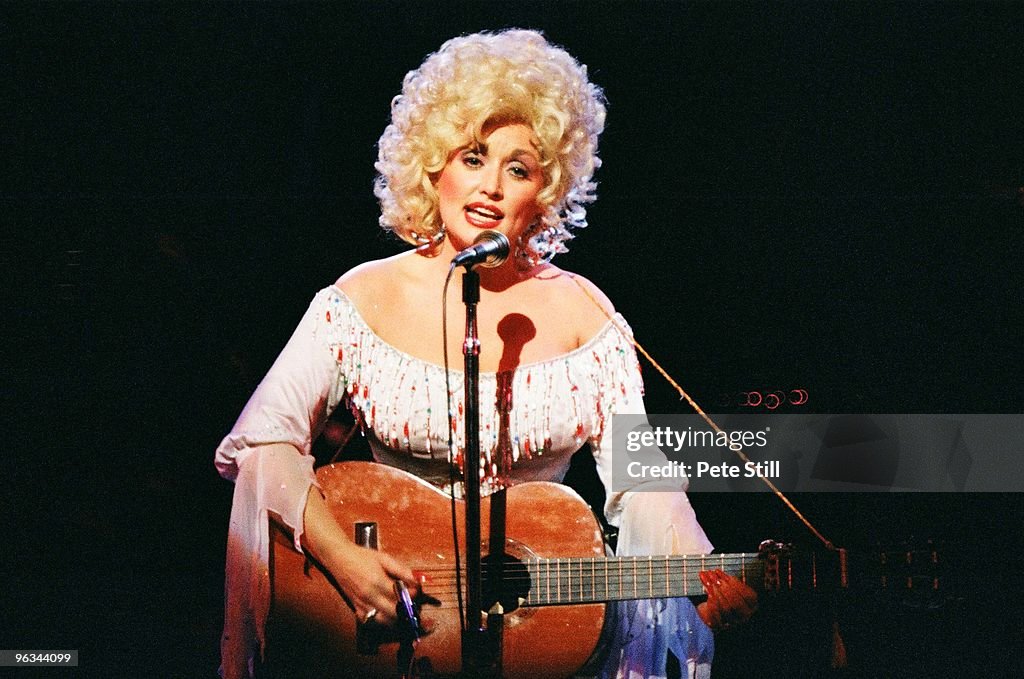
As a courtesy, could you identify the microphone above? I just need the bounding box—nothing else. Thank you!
[451,230,510,269]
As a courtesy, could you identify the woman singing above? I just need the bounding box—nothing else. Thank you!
[216,29,755,679]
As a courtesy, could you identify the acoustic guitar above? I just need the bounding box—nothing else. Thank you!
[266,461,939,678]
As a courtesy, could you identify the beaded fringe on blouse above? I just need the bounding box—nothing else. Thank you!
[316,287,642,494]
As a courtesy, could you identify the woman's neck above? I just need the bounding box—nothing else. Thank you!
[427,241,536,292]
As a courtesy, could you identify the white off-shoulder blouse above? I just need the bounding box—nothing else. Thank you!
[215,285,715,679]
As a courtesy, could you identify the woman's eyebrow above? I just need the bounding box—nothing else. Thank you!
[464,144,539,161]
[508,148,540,162]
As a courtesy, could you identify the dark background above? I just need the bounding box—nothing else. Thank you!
[4,1,1023,676]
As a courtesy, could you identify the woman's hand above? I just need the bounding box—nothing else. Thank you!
[326,540,419,626]
[696,569,758,633]
[301,486,418,626]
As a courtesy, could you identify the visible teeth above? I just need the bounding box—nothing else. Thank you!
[468,207,501,220]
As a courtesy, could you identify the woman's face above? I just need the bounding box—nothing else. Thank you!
[436,123,544,251]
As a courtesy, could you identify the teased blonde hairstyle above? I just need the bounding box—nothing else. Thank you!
[374,29,606,262]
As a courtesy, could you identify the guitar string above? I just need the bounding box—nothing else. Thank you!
[396,568,914,601]
[394,567,755,605]
[408,555,761,572]
[408,554,762,573]
[398,548,914,585]
[570,275,838,552]
[403,557,766,589]
[395,550,934,598]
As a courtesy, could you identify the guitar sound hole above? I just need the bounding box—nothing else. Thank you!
[481,552,531,614]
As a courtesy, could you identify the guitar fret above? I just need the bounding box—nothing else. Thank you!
[534,561,539,604]
[546,559,551,604]
[628,556,636,599]
[617,557,622,600]
[601,557,606,601]
[640,556,646,596]
[632,556,637,598]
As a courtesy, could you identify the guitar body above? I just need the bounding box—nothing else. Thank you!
[266,461,608,679]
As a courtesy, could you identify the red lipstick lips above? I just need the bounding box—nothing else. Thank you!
[464,202,504,227]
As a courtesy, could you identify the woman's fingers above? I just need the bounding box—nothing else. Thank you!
[331,544,414,626]
[698,569,758,631]
[711,570,757,623]
[378,551,420,592]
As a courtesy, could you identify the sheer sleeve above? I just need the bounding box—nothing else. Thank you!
[214,288,344,679]
[589,320,716,679]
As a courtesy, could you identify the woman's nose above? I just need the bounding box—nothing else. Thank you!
[479,166,503,200]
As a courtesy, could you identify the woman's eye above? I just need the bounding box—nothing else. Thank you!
[509,164,530,179]
[461,152,483,167]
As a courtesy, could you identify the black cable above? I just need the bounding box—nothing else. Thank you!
[442,262,467,633]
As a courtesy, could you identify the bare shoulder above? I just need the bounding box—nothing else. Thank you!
[334,252,420,324]
[533,266,618,346]
[559,270,616,316]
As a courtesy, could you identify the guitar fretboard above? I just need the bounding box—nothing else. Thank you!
[524,553,762,606]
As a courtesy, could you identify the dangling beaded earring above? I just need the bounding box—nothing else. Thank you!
[515,223,543,271]
[515,222,570,271]
[407,224,446,255]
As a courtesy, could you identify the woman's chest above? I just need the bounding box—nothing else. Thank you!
[370,299,579,373]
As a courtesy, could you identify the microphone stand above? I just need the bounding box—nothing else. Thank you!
[459,268,503,678]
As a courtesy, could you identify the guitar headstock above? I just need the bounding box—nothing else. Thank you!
[758,539,794,557]
[758,539,795,592]
[753,538,950,608]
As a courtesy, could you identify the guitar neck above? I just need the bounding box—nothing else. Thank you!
[524,553,763,606]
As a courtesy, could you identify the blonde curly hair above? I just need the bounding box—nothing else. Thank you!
[374,29,607,263]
